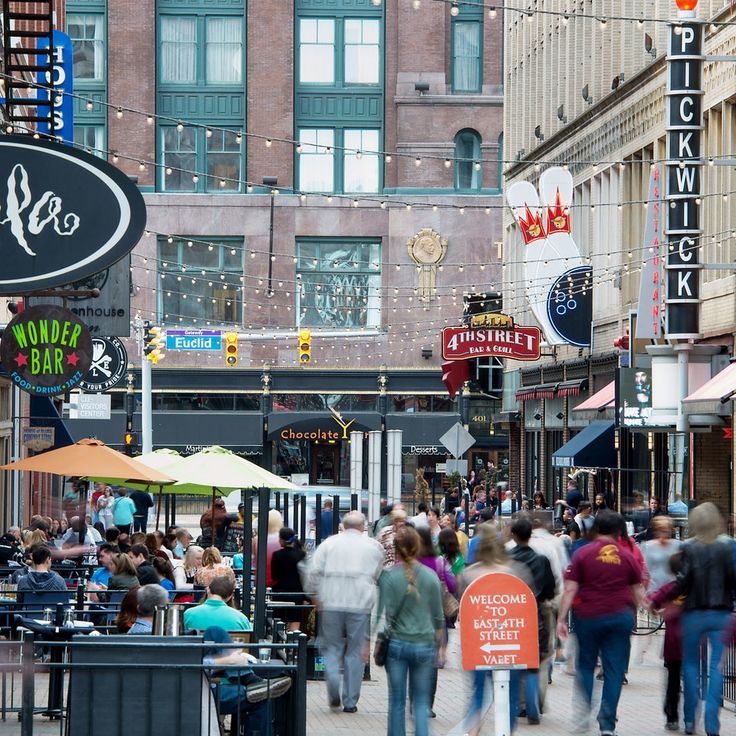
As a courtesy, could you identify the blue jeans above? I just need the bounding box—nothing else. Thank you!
[385,639,436,736]
[217,683,269,736]
[682,609,731,735]
[573,610,634,733]
[510,670,539,727]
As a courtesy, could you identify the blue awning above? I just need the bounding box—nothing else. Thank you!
[551,420,615,469]
[30,397,74,449]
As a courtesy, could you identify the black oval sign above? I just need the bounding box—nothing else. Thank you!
[0,136,146,294]
[0,304,93,396]
[78,336,128,392]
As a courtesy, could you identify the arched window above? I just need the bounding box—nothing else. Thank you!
[455,129,481,190]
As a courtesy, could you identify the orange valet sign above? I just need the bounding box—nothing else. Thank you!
[459,572,539,670]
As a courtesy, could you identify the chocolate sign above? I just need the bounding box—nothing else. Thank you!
[0,136,146,294]
[0,305,92,396]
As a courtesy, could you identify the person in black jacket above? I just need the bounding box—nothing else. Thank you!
[676,502,736,736]
[128,543,159,586]
[509,516,556,726]
[270,528,306,632]
[129,490,154,533]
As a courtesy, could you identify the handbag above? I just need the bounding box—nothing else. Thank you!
[436,558,459,623]
[374,586,410,667]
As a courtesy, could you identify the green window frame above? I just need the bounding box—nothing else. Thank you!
[296,239,382,329]
[158,236,244,326]
[160,126,243,193]
[454,129,482,190]
[297,16,381,88]
[297,127,380,194]
[452,20,482,93]
[74,125,105,158]
[159,13,243,85]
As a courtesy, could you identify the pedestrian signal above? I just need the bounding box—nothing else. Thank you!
[298,329,312,364]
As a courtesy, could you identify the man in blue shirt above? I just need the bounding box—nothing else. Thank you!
[320,499,334,540]
[90,543,117,589]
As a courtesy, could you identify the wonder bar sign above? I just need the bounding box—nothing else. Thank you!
[0,304,93,396]
[665,18,703,339]
[442,325,541,362]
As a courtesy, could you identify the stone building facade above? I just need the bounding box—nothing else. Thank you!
[502,0,735,521]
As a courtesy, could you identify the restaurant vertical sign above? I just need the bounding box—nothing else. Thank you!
[665,18,703,339]
[636,166,663,340]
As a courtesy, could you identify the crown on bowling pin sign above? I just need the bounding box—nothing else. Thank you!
[517,205,546,245]
[546,190,571,235]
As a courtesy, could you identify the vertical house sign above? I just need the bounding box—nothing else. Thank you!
[36,30,74,145]
[665,19,703,338]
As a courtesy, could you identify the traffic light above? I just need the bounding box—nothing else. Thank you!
[224,332,238,366]
[143,321,165,363]
[124,430,137,456]
[298,328,312,364]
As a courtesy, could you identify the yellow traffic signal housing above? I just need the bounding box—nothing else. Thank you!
[224,332,238,366]
[144,323,165,363]
[298,328,312,364]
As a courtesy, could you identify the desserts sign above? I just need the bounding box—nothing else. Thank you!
[0,305,92,396]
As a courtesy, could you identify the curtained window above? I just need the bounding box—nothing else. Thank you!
[206,130,241,190]
[452,21,481,93]
[74,126,104,158]
[455,129,482,190]
[206,17,242,83]
[160,16,197,83]
[67,14,104,81]
[344,19,380,85]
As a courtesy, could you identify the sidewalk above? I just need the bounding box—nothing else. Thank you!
[3,628,736,735]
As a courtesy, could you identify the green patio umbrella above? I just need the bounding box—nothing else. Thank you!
[162,445,299,543]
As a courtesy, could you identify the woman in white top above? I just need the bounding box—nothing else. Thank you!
[96,486,115,529]
[641,515,681,593]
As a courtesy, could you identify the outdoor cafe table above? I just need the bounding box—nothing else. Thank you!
[16,615,95,718]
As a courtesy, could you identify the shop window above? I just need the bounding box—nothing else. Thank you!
[158,236,243,325]
[296,239,381,329]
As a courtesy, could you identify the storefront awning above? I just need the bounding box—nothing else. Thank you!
[572,380,615,412]
[516,379,588,402]
[683,362,736,407]
[551,420,616,469]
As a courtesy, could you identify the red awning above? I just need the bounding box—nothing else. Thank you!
[516,379,588,402]
[572,380,615,412]
[683,362,736,404]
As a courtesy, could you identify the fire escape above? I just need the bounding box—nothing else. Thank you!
[1,0,55,135]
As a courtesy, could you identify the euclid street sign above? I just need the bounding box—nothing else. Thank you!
[441,325,541,362]
[166,330,222,351]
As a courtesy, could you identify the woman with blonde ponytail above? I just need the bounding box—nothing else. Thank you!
[377,525,444,736]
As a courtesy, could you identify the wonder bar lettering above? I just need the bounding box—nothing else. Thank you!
[0,305,92,396]
[0,136,146,294]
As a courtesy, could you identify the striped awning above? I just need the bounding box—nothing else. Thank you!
[516,379,588,402]
[573,380,615,412]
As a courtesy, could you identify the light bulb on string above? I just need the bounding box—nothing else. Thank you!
[116,108,123,119]
[450,3,459,16]
[176,122,184,132]
[489,7,497,19]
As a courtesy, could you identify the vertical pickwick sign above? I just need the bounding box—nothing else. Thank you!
[0,305,93,396]
[665,18,703,339]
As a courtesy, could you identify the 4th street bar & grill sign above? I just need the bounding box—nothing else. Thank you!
[665,18,703,338]
[442,325,541,362]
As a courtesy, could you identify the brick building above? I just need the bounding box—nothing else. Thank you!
[501,0,735,524]
[50,0,508,494]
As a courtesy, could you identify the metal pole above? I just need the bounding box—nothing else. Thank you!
[242,491,253,617]
[315,493,322,546]
[368,430,381,524]
[492,669,511,736]
[464,495,470,537]
[254,487,269,641]
[300,495,307,540]
[142,354,152,454]
[20,632,33,736]
[294,633,308,736]
[332,494,339,536]
[282,492,289,527]
[351,492,358,512]
[274,491,281,513]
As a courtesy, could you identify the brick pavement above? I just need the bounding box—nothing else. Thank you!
[4,624,735,735]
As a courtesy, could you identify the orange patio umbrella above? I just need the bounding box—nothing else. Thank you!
[0,437,176,485]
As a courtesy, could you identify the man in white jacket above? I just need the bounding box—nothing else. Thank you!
[308,511,384,714]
